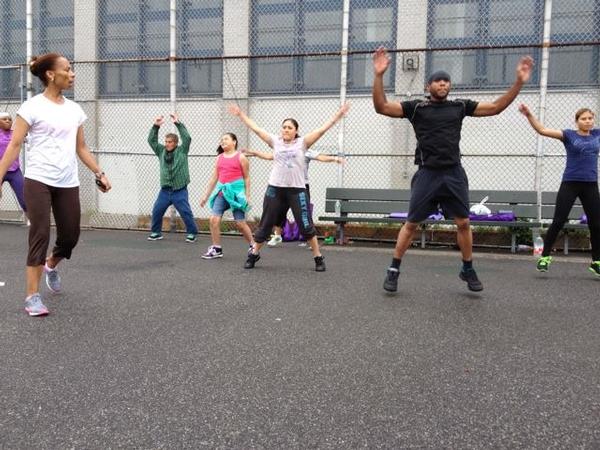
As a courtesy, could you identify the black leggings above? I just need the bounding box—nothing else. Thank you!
[255,185,316,243]
[542,181,600,260]
[275,184,311,228]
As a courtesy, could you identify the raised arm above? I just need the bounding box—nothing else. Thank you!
[148,116,165,156]
[227,104,273,147]
[315,154,345,164]
[473,56,534,117]
[200,162,219,207]
[518,104,563,140]
[240,153,251,206]
[172,114,191,154]
[0,116,29,198]
[372,47,404,118]
[76,126,112,192]
[304,103,350,149]
[242,148,274,160]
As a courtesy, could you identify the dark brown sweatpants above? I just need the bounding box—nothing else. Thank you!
[24,178,80,266]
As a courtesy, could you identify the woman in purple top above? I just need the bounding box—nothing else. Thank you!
[0,112,27,216]
[519,104,600,275]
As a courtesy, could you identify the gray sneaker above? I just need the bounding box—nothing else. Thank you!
[45,266,61,293]
[25,293,49,316]
[383,268,400,292]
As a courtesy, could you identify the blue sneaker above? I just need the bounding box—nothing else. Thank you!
[147,232,163,241]
[25,293,49,316]
[44,265,61,293]
[185,234,196,243]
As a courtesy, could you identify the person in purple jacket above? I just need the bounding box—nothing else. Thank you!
[0,112,27,217]
[519,104,600,276]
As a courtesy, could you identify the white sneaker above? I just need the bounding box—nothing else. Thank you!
[267,234,283,247]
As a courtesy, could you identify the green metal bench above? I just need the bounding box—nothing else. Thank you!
[318,188,586,254]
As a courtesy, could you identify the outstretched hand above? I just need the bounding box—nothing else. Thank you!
[227,104,242,116]
[154,115,165,126]
[337,102,350,118]
[169,113,179,124]
[516,56,534,84]
[518,103,531,117]
[372,47,391,76]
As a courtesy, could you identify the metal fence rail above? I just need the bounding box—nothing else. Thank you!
[1,0,599,230]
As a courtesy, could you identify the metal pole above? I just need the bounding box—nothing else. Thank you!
[24,0,33,225]
[168,0,178,231]
[170,0,177,114]
[534,0,553,222]
[26,0,33,99]
[337,0,350,189]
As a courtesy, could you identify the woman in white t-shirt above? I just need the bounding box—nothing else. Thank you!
[228,103,349,272]
[0,52,111,317]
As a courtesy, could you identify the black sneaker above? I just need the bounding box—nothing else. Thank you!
[244,252,261,269]
[315,256,326,272]
[383,268,400,292]
[459,268,483,292]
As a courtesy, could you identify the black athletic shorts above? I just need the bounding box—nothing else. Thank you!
[407,165,470,222]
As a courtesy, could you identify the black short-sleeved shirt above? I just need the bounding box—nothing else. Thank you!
[401,98,479,169]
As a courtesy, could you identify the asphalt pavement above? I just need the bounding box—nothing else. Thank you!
[1,224,599,449]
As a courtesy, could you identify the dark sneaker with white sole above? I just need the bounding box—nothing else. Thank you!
[314,256,326,272]
[459,268,483,292]
[244,252,261,269]
[383,268,400,292]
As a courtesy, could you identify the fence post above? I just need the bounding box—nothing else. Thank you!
[168,0,178,232]
[534,0,553,222]
[25,0,33,100]
[337,0,350,190]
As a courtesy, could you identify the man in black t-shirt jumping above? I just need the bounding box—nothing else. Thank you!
[372,47,534,293]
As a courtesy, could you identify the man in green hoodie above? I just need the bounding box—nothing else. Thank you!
[147,113,198,242]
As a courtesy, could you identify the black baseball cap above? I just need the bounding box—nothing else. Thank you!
[427,70,451,84]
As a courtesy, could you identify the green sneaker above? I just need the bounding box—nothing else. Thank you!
[536,256,552,272]
[589,261,600,277]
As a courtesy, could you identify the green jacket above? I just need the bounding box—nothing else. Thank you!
[147,122,191,190]
[208,178,249,211]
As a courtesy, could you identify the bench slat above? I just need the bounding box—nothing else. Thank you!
[469,190,538,204]
[325,188,412,202]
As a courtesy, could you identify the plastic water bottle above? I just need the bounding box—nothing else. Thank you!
[533,235,544,257]
[334,200,341,216]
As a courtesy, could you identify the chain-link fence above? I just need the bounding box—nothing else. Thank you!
[1,0,599,230]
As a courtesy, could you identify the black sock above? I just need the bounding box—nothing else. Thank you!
[390,258,401,270]
[462,260,473,271]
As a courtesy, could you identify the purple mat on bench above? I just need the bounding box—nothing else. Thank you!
[469,211,516,221]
